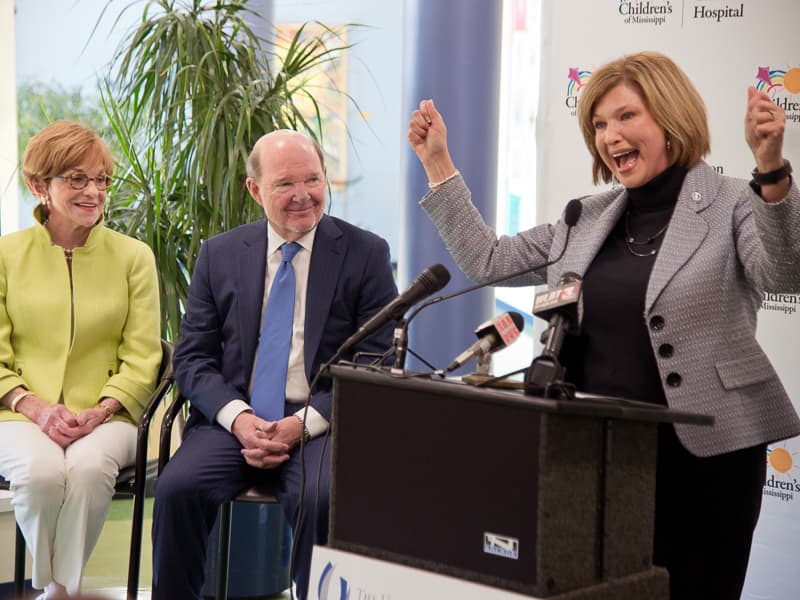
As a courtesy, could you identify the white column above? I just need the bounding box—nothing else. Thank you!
[0,0,19,235]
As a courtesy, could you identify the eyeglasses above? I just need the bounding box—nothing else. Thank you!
[52,174,113,191]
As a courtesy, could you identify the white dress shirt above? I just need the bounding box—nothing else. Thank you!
[215,222,327,437]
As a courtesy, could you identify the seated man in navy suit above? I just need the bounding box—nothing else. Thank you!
[151,130,398,599]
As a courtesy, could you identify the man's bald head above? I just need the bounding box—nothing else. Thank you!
[246,129,325,180]
[244,128,328,242]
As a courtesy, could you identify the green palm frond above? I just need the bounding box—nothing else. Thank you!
[99,0,353,338]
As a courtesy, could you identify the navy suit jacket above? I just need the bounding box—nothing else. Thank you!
[173,214,398,429]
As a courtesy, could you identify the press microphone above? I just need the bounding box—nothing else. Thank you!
[390,198,582,372]
[336,263,451,357]
[524,272,583,397]
[445,311,525,372]
[533,271,582,348]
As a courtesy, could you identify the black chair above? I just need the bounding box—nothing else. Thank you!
[0,339,174,600]
[159,394,288,600]
[126,339,175,599]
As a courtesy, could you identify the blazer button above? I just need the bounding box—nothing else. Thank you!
[658,343,674,358]
[666,372,682,387]
[108,369,114,377]
[16,368,22,375]
[649,315,665,331]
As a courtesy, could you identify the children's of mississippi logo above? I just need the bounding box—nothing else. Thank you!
[762,292,798,316]
[565,68,591,115]
[764,444,800,503]
[617,0,673,26]
[755,65,800,122]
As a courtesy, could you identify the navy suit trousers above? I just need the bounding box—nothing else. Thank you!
[151,415,331,600]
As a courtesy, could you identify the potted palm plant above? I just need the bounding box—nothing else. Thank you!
[101,0,352,337]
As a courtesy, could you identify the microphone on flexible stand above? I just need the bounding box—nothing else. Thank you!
[523,272,583,398]
[443,311,525,374]
[292,265,448,600]
[393,198,584,372]
[335,262,451,362]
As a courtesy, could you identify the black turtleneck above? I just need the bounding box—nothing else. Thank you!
[560,163,688,405]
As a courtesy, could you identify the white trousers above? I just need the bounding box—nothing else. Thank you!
[0,420,136,594]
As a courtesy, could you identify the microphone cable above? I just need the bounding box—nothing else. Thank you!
[289,200,585,591]
[287,262,451,597]
[394,197,584,370]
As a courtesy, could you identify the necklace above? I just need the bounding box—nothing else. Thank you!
[43,220,82,262]
[623,210,669,257]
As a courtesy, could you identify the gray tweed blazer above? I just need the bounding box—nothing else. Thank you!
[421,161,800,457]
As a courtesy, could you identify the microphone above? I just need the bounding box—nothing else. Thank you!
[563,197,583,228]
[403,198,584,325]
[524,272,583,397]
[336,263,451,357]
[390,198,582,372]
[445,311,525,372]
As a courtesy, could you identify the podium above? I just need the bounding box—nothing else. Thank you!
[328,366,713,599]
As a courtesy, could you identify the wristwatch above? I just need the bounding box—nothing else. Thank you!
[750,159,792,195]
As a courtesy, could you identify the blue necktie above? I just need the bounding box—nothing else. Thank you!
[251,242,301,420]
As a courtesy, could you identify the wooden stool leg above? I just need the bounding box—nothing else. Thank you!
[216,501,233,600]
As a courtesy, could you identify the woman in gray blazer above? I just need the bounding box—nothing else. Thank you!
[408,51,799,600]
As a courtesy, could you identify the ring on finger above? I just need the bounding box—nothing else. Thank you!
[768,110,775,121]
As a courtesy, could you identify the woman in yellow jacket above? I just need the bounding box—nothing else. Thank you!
[0,121,161,599]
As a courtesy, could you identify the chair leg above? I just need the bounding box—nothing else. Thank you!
[216,501,233,600]
[126,489,146,600]
[14,523,25,598]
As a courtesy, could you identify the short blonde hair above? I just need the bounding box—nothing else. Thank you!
[22,121,113,191]
[577,51,710,185]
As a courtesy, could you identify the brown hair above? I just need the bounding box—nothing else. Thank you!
[22,121,113,193]
[577,51,710,184]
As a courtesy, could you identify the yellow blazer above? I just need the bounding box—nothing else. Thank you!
[0,210,162,423]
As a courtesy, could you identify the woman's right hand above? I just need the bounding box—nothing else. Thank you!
[4,387,80,447]
[34,402,81,448]
[408,99,458,185]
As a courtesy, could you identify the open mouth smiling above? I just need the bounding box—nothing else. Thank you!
[613,149,639,170]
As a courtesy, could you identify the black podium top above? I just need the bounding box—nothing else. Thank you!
[330,364,713,427]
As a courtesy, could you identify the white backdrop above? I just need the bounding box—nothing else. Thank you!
[535,2,800,597]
